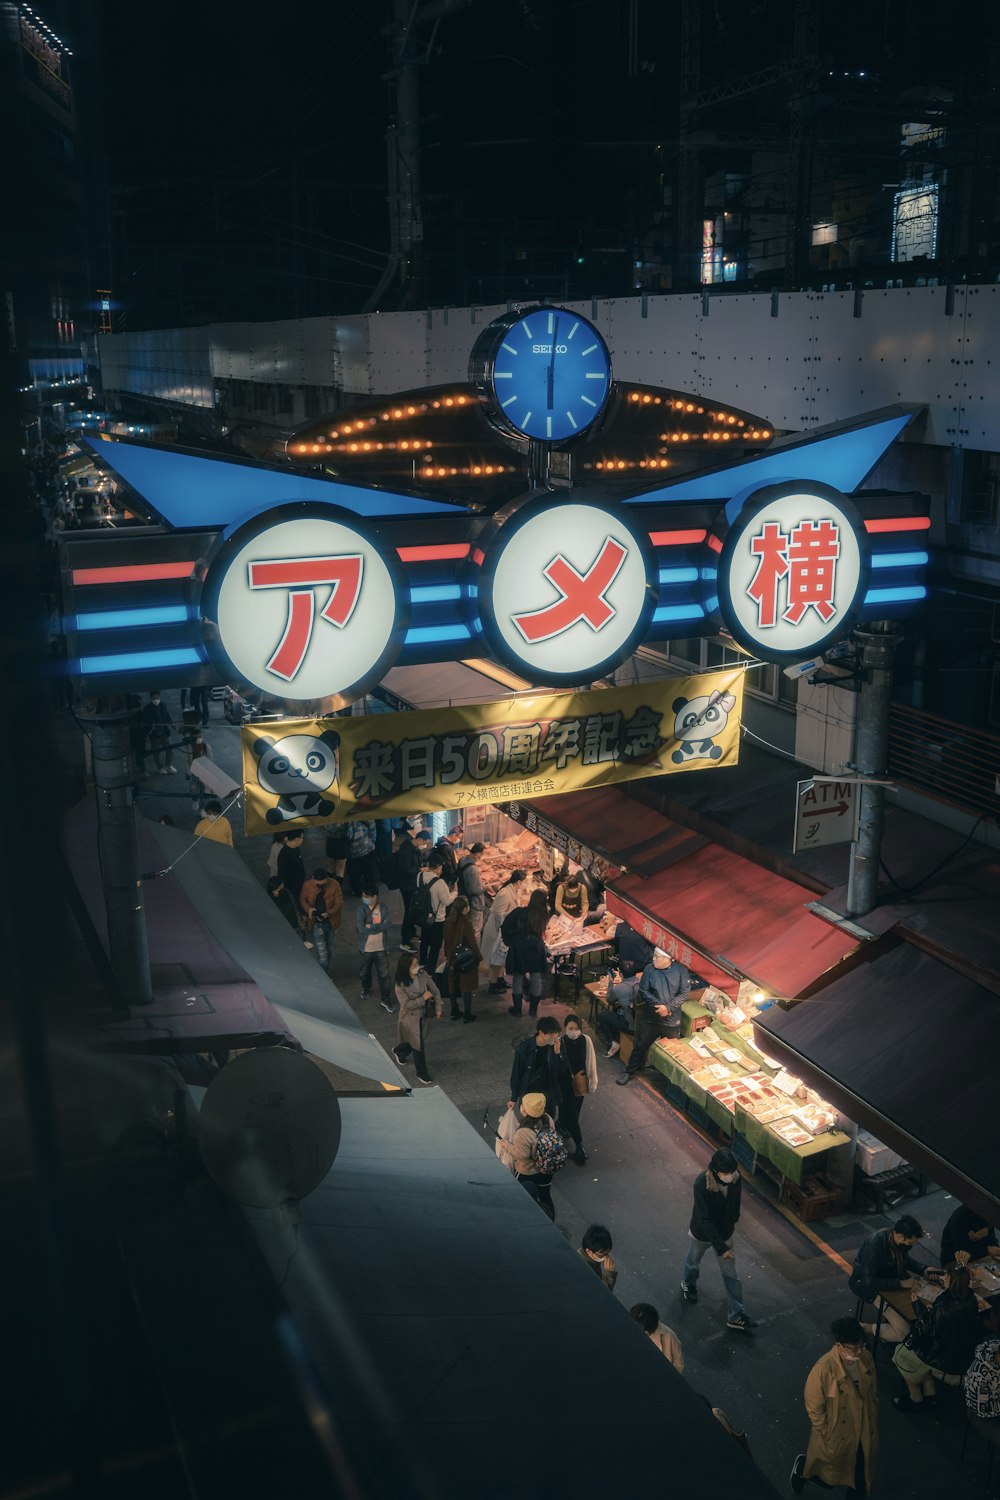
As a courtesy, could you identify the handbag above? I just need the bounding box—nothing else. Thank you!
[569,1069,589,1097]
[453,942,479,976]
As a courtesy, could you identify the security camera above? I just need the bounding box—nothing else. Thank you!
[782,658,820,681]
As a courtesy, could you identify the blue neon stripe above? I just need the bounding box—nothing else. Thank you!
[404,623,473,645]
[409,585,463,603]
[863,586,927,606]
[75,647,204,674]
[70,605,194,632]
[870,551,928,570]
[700,567,717,581]
[651,603,706,624]
[658,566,699,585]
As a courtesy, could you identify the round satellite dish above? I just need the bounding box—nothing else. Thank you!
[199,1049,341,1207]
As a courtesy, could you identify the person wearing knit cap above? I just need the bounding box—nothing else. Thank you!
[616,947,691,1085]
[497,1092,557,1220]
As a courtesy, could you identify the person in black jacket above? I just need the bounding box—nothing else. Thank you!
[503,889,550,1017]
[614,921,655,978]
[848,1215,927,1344]
[435,824,463,889]
[276,830,307,906]
[941,1205,1000,1268]
[266,875,301,934]
[892,1262,984,1412]
[508,1016,566,1119]
[395,826,424,953]
[680,1148,757,1333]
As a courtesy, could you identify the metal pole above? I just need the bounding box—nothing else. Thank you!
[846,625,899,918]
[89,709,153,1008]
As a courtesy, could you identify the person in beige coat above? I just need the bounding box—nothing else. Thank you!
[630,1303,685,1374]
[391,954,442,1086]
[791,1317,878,1497]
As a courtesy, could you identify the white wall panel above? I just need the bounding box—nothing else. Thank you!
[333,316,371,395]
[368,311,428,392]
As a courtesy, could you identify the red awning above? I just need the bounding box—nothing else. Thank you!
[524,788,860,1000]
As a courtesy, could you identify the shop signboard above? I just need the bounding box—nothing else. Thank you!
[713,481,870,664]
[500,801,621,882]
[793,778,861,853]
[241,669,744,835]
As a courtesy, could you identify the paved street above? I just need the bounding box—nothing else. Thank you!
[125,694,987,1500]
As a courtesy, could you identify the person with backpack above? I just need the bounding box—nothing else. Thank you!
[413,852,452,974]
[346,820,378,897]
[615,948,692,1085]
[299,866,343,974]
[435,823,463,889]
[502,888,551,1018]
[441,894,482,1022]
[482,868,526,994]
[456,842,487,942]
[509,1016,567,1120]
[496,1091,562,1220]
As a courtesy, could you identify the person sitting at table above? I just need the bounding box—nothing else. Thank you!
[616,948,691,1085]
[595,965,639,1057]
[849,1214,928,1344]
[892,1262,984,1412]
[941,1205,1000,1268]
[554,871,589,922]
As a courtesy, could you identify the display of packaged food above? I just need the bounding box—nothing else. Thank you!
[791,1105,838,1136]
[770,1119,813,1148]
[688,1038,711,1057]
[655,1040,703,1071]
[691,1064,735,1087]
[718,1006,747,1029]
[772,1069,804,1097]
[721,1047,742,1063]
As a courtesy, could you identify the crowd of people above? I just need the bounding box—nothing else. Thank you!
[117,696,1000,1498]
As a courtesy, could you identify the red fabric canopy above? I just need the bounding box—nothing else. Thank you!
[526,788,859,1000]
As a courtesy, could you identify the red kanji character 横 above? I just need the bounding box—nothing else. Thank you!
[783,519,840,624]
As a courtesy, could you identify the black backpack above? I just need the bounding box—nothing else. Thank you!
[408,877,435,928]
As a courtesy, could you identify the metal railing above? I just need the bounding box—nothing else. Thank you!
[888,702,1000,815]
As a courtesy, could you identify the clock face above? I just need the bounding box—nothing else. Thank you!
[484,307,612,442]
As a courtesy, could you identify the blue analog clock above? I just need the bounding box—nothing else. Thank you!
[470,305,612,443]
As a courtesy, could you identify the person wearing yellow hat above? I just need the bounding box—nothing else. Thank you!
[496,1092,557,1221]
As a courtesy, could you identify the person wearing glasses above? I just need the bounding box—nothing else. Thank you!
[790,1316,878,1497]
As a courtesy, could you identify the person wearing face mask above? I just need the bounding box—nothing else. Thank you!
[556,1014,598,1164]
[680,1148,757,1334]
[615,947,691,1085]
[790,1317,878,1497]
[356,883,394,1011]
[848,1215,927,1344]
[391,952,442,1085]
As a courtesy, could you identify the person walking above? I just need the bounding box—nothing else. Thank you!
[482,868,526,994]
[579,1224,618,1290]
[194,799,234,847]
[496,1092,557,1221]
[325,825,350,885]
[395,824,424,953]
[356,883,394,1010]
[557,1014,598,1164]
[416,852,452,975]
[299,867,344,973]
[615,948,691,1084]
[441,894,482,1022]
[630,1304,685,1373]
[391,953,442,1085]
[680,1147,757,1334]
[509,1016,566,1121]
[142,690,176,774]
[276,830,307,906]
[345,819,378,897]
[266,833,286,879]
[503,888,551,1017]
[187,729,213,812]
[456,842,487,943]
[790,1317,878,1497]
[266,875,300,933]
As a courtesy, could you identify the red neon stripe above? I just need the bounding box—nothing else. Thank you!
[706,532,724,553]
[396,543,471,562]
[863,516,931,534]
[648,529,707,547]
[471,547,485,567]
[72,561,197,585]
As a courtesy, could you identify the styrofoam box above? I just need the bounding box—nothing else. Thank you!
[856,1130,904,1176]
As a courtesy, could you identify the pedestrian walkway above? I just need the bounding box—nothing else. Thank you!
[56,690,990,1499]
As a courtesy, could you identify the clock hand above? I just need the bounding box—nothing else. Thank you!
[547,313,558,409]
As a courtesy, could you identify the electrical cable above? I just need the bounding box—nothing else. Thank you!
[142,787,244,881]
[276,1222,302,1290]
[878,813,991,897]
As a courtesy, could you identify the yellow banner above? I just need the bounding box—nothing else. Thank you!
[241,670,743,835]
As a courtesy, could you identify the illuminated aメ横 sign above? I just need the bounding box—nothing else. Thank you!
[715,482,868,662]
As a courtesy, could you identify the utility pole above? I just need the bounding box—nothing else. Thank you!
[846,624,900,918]
[86,705,153,1008]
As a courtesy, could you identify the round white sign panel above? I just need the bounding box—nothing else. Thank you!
[486,502,652,680]
[215,514,398,701]
[724,489,864,657]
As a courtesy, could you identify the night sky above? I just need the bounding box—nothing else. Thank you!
[50,0,984,327]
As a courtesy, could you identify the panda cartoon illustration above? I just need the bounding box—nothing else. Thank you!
[670,689,738,764]
[252,728,341,824]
